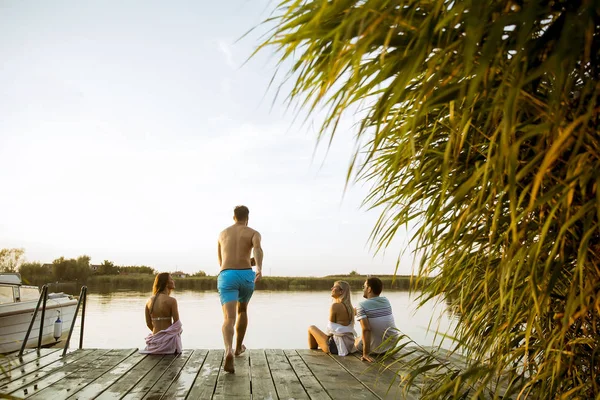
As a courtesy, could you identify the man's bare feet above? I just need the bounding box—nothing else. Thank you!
[224,351,235,373]
[235,344,246,356]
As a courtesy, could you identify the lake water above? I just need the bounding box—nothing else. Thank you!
[70,290,456,350]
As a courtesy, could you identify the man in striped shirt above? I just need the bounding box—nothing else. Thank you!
[355,277,398,362]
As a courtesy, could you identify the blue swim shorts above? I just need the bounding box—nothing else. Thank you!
[217,269,256,305]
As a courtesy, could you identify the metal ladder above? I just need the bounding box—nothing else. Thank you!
[18,285,88,358]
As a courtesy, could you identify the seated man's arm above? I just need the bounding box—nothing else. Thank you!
[360,318,375,363]
[171,298,180,323]
[252,232,263,282]
[144,303,153,331]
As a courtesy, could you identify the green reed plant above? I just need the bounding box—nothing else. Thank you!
[257,0,600,398]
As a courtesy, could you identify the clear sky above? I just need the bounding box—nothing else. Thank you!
[0,0,415,276]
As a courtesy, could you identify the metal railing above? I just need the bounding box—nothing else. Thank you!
[62,286,87,357]
[18,285,49,358]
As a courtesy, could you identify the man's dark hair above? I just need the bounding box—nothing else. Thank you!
[366,277,383,296]
[234,205,250,221]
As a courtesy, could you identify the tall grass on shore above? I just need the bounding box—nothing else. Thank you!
[83,274,416,293]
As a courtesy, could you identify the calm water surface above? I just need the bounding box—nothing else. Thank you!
[72,290,455,350]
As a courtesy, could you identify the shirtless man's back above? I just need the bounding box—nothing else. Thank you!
[218,224,261,271]
[217,205,263,373]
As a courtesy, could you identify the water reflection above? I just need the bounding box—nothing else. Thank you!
[71,290,456,350]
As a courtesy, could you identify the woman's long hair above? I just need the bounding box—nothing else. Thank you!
[150,272,171,315]
[153,272,171,295]
[334,280,354,324]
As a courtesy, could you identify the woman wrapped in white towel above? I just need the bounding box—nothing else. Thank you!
[308,280,357,356]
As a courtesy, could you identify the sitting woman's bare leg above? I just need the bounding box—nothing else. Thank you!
[308,325,330,353]
[308,327,318,349]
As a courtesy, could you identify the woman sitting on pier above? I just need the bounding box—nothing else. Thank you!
[308,280,357,356]
[140,272,182,354]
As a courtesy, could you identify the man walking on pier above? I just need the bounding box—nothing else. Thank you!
[217,205,263,373]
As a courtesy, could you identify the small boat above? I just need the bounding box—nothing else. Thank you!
[0,273,78,353]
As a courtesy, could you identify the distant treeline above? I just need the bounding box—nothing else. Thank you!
[86,274,423,292]
[19,257,158,287]
[7,248,422,292]
[20,256,93,285]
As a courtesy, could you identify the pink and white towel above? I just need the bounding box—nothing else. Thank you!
[140,320,183,354]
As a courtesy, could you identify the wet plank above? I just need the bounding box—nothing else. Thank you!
[120,354,180,400]
[333,354,410,400]
[95,354,165,400]
[296,350,379,400]
[284,350,331,400]
[0,349,60,371]
[266,349,309,400]
[249,349,277,400]
[159,349,208,399]
[4,349,104,398]
[1,348,468,399]
[186,349,223,399]
[0,350,36,368]
[66,351,147,400]
[0,349,65,385]
[213,351,251,400]
[28,349,137,399]
[141,350,193,400]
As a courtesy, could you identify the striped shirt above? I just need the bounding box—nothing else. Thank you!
[356,296,397,353]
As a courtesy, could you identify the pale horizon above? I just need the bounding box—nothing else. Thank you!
[0,0,417,277]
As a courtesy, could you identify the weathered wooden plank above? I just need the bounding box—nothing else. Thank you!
[0,349,59,371]
[140,350,193,400]
[266,349,309,400]
[4,349,103,398]
[332,354,413,400]
[284,350,331,400]
[352,346,438,388]
[0,350,36,368]
[95,354,165,400]
[185,349,223,400]
[421,346,470,370]
[0,348,470,400]
[0,349,64,384]
[0,350,34,368]
[120,353,179,400]
[158,349,208,400]
[296,350,379,400]
[27,349,137,399]
[213,351,251,400]
[249,349,277,400]
[66,351,147,400]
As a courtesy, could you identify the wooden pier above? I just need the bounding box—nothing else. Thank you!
[0,347,424,399]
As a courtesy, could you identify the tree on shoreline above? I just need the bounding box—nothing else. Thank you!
[52,255,91,282]
[15,251,157,284]
[19,262,52,284]
[258,0,600,398]
[98,260,119,275]
[0,248,25,273]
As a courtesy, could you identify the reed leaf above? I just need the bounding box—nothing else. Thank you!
[257,0,600,398]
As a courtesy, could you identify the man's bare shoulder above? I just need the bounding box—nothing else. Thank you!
[245,227,261,241]
[245,226,260,235]
[219,225,236,237]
